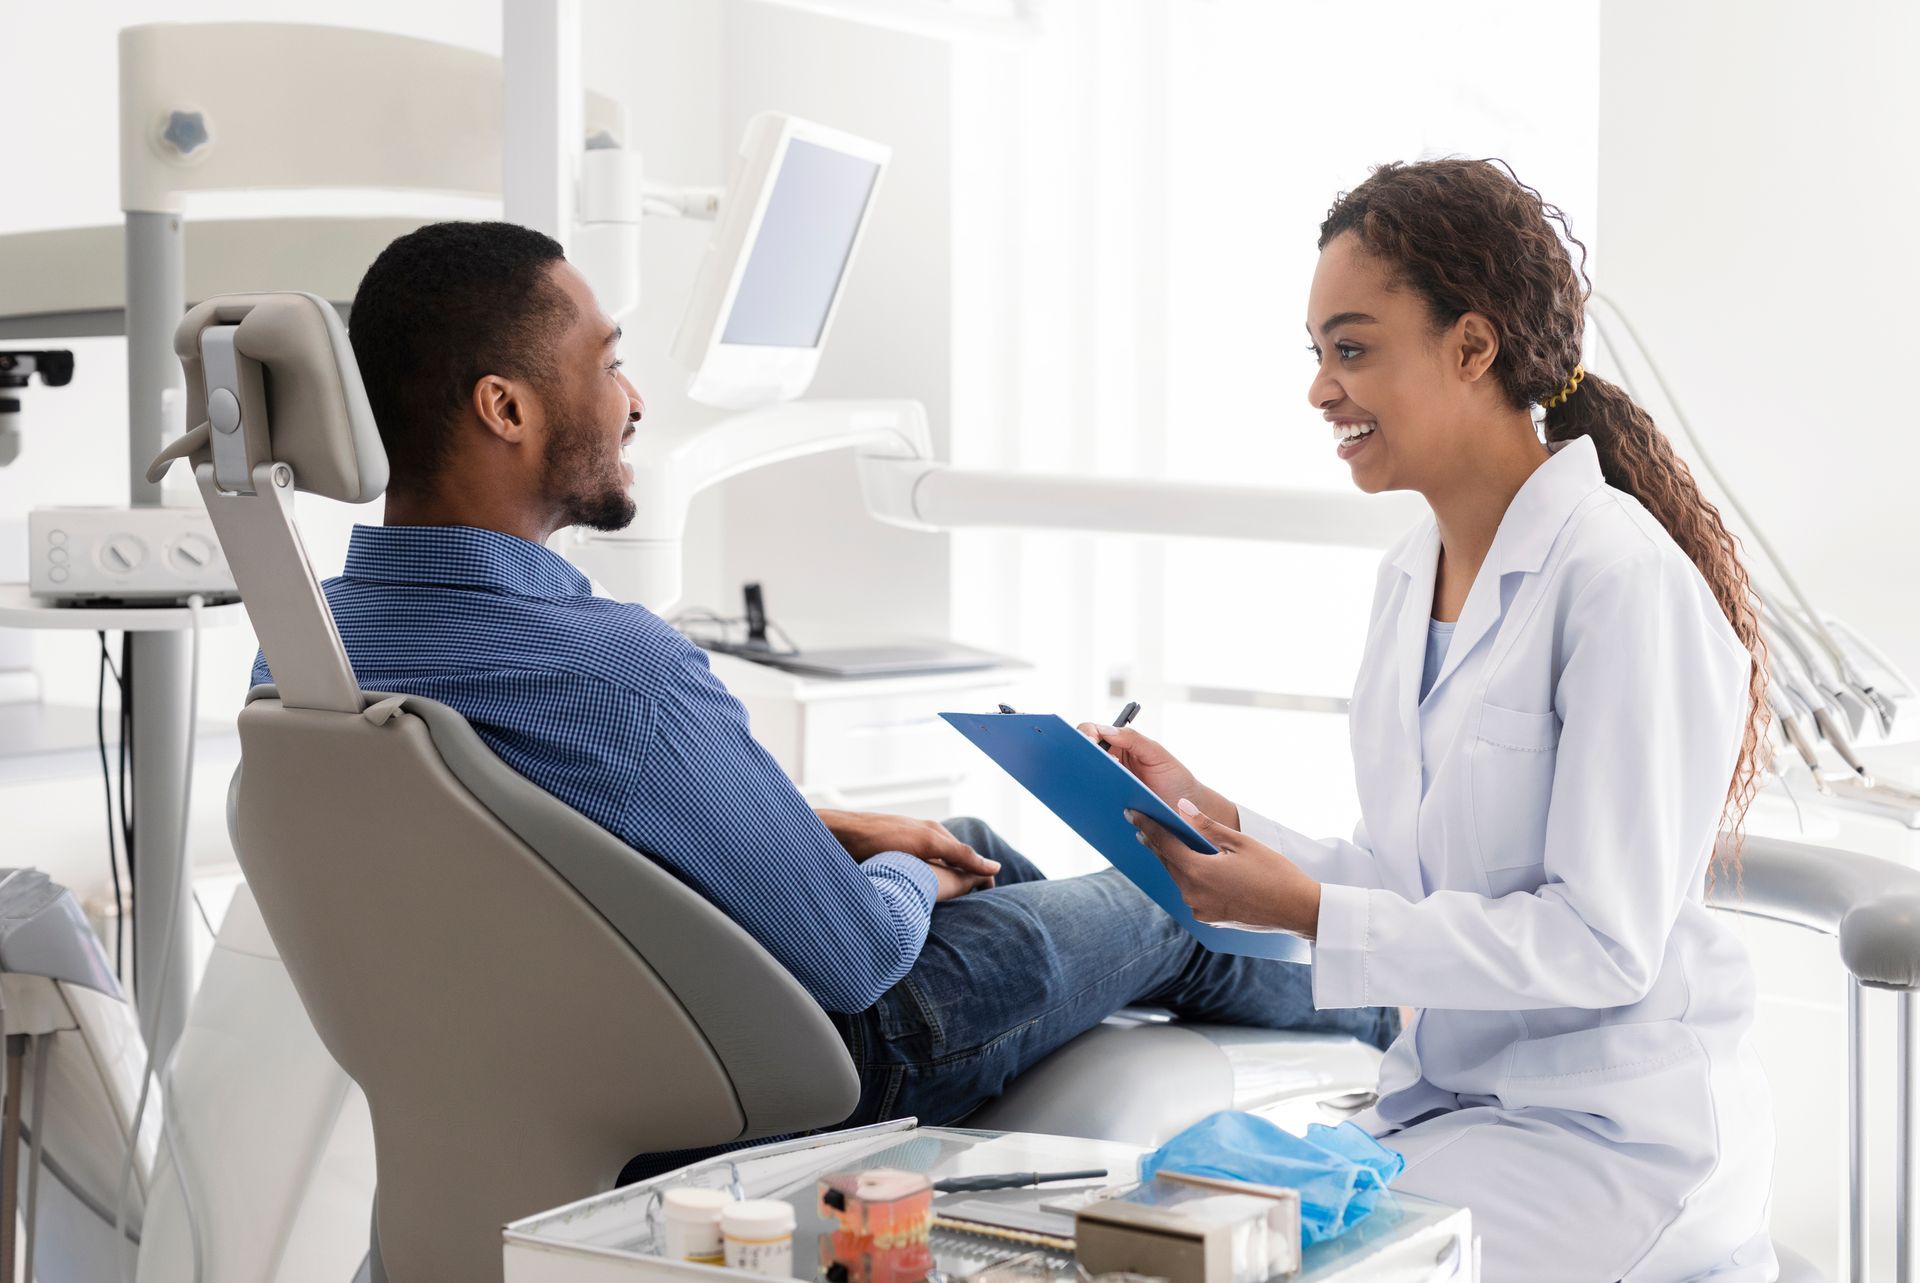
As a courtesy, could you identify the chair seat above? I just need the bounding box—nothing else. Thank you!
[968,1016,1383,1147]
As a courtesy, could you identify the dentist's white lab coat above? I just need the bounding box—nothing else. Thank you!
[1243,437,1776,1282]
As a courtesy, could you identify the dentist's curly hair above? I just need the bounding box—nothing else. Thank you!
[1318,158,1769,878]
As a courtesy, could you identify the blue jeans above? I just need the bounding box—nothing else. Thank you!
[830,817,1399,1128]
[618,817,1397,1184]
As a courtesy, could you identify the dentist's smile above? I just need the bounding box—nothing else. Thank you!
[1330,418,1377,461]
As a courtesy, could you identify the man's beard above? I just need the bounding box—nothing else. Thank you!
[543,399,637,533]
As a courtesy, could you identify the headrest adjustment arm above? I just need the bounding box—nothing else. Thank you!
[195,461,361,713]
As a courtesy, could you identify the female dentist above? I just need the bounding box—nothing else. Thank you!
[1105,160,1777,1282]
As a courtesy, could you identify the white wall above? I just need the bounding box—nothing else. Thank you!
[1599,0,1920,680]
[1601,8,1920,1272]
[945,0,1600,866]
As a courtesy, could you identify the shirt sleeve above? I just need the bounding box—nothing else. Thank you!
[1312,552,1748,1011]
[621,644,937,1014]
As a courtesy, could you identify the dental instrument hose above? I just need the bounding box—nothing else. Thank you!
[114,594,205,1283]
[1587,297,1896,732]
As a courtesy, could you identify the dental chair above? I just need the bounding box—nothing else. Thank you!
[1707,833,1920,1283]
[153,291,866,1282]
[151,290,1385,1280]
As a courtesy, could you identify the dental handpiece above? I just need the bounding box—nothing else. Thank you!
[1763,617,1876,785]
[1766,686,1832,795]
[1769,600,1886,739]
[1810,706,1875,789]
[1762,600,1843,717]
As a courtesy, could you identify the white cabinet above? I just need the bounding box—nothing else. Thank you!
[705,652,1035,818]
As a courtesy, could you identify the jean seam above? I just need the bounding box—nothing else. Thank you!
[874,1064,908,1121]
[901,975,946,1056]
[901,931,1192,1071]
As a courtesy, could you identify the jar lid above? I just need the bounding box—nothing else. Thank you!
[722,1199,797,1236]
[663,1188,733,1219]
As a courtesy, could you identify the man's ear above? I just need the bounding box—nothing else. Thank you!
[1453,312,1501,384]
[471,374,533,444]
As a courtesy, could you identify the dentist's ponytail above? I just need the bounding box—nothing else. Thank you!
[1319,159,1769,874]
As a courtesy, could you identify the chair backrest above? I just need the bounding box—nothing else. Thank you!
[155,291,859,1281]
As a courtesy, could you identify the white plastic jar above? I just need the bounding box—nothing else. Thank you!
[721,1199,797,1278]
[662,1187,733,1264]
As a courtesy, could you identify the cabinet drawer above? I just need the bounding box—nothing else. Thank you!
[800,697,975,788]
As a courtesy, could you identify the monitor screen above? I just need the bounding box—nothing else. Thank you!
[720,139,882,350]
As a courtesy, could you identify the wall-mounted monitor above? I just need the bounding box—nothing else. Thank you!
[671,112,889,410]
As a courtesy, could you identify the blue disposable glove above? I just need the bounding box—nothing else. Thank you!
[1139,1111,1404,1246]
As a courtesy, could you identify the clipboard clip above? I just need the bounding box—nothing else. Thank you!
[996,703,1018,714]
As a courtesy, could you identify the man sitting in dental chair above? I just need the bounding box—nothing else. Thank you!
[250,221,1396,1174]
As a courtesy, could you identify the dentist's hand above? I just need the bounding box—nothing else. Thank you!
[817,809,1002,893]
[1078,722,1239,829]
[1129,799,1321,939]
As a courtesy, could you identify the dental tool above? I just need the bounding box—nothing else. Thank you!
[1767,681,1835,796]
[1764,612,1877,787]
[1769,609,1880,786]
[1764,595,1874,739]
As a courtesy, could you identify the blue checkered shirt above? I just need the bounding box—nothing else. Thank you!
[250,523,937,1013]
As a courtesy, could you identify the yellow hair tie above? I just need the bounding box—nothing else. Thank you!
[1545,364,1585,410]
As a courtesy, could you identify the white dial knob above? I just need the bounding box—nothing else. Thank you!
[100,534,147,574]
[169,533,216,575]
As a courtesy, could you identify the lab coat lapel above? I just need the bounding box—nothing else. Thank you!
[1422,436,1610,704]
[1358,519,1438,888]
[1394,523,1441,743]
[1423,556,1503,703]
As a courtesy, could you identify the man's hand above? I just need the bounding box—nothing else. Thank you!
[1129,799,1321,938]
[817,809,1001,894]
[930,862,995,903]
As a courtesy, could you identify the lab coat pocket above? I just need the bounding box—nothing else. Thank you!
[1505,1018,1697,1085]
[1469,702,1560,889]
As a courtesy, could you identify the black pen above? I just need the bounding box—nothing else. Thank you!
[1098,701,1141,750]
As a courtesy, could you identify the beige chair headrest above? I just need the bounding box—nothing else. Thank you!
[151,290,387,504]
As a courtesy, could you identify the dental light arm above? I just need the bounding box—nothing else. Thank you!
[566,399,1427,613]
[558,401,936,609]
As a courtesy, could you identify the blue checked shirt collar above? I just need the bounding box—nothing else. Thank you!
[341,524,593,599]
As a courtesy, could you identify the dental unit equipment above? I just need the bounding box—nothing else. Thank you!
[1586,295,1920,826]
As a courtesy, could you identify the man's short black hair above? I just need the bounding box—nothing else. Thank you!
[348,221,575,490]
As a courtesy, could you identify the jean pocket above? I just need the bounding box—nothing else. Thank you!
[874,975,944,1058]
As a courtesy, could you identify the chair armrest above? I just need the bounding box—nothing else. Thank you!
[1709,833,1920,992]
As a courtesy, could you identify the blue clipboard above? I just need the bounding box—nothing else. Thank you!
[940,711,1309,963]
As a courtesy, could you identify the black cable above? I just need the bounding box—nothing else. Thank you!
[119,634,136,991]
[191,890,214,938]
[118,650,131,866]
[94,633,125,980]
[668,607,802,657]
